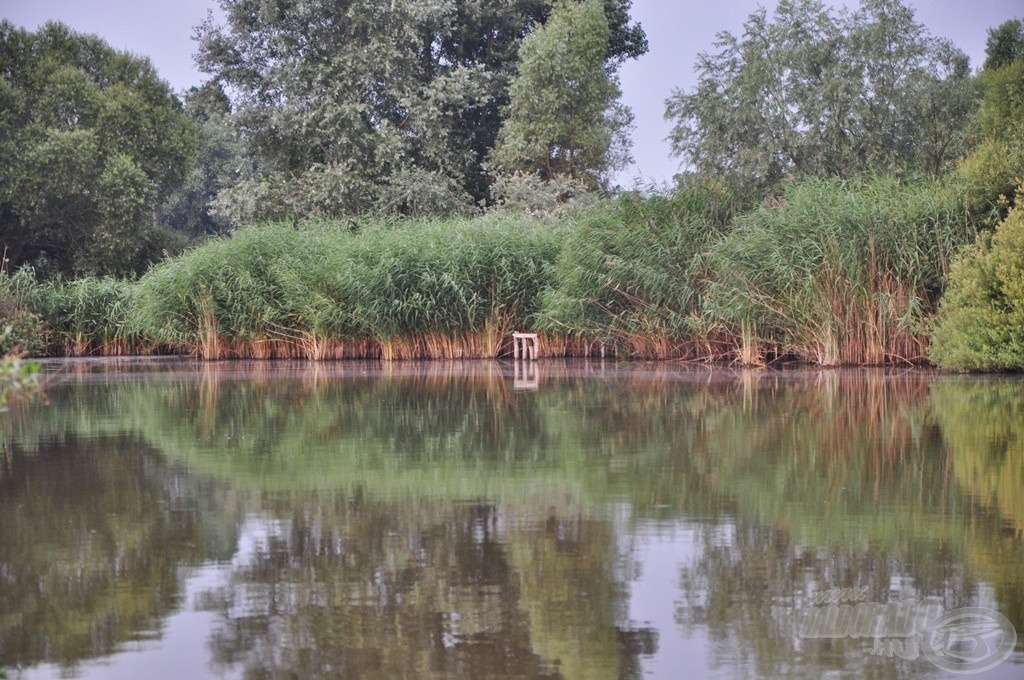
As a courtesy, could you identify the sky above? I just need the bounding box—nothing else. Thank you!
[1,0,1022,188]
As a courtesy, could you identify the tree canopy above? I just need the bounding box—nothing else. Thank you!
[194,0,646,221]
[488,0,633,191]
[665,0,977,193]
[983,18,1024,71]
[0,21,197,276]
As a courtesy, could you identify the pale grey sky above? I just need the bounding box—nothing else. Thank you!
[2,0,1021,187]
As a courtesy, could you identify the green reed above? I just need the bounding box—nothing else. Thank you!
[132,214,562,359]
[701,176,974,364]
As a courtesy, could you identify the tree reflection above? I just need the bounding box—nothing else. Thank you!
[192,494,650,679]
[0,433,209,672]
[0,364,1021,678]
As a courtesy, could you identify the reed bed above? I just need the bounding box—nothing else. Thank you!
[132,214,563,359]
[39,276,143,356]
[701,176,975,365]
[535,186,737,359]
[4,175,984,365]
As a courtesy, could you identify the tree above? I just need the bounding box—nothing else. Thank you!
[664,0,977,193]
[983,18,1024,71]
[0,21,197,276]
[159,82,247,238]
[193,0,646,220]
[957,18,1024,217]
[488,0,633,191]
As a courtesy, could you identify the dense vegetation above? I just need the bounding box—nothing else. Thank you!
[1,2,1023,368]
[0,21,197,276]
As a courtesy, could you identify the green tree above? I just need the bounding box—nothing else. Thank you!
[664,0,977,194]
[159,82,247,238]
[0,22,197,276]
[488,0,633,191]
[193,0,645,220]
[983,18,1024,71]
[957,19,1024,217]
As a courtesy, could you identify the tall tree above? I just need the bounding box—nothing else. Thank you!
[488,0,633,191]
[159,82,247,239]
[665,0,977,193]
[958,18,1024,215]
[193,0,645,221]
[0,21,197,275]
[983,18,1024,71]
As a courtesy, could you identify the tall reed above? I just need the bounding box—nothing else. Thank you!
[132,215,563,359]
[39,276,141,356]
[701,176,974,365]
[536,185,737,359]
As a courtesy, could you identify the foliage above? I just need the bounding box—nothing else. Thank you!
[488,0,633,190]
[159,82,246,238]
[536,184,738,358]
[957,56,1024,220]
[929,189,1024,371]
[0,267,43,403]
[983,18,1024,71]
[132,215,563,359]
[665,0,977,193]
[0,265,47,356]
[0,21,198,276]
[702,176,973,365]
[488,171,601,219]
[0,350,41,411]
[195,0,646,220]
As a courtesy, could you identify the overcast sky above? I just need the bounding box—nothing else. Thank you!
[2,0,1021,187]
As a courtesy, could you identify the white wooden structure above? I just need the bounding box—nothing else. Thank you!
[511,332,539,360]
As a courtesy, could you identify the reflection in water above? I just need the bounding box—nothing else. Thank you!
[0,361,1022,678]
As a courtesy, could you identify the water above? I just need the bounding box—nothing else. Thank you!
[1,359,1022,679]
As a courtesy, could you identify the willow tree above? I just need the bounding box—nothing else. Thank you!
[488,0,633,191]
[665,0,977,194]
[958,18,1024,218]
[194,0,645,220]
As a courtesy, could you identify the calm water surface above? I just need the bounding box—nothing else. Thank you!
[1,360,1022,679]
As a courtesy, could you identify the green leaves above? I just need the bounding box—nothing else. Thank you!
[196,0,646,218]
[489,0,632,191]
[0,21,197,276]
[666,0,977,193]
[930,188,1024,371]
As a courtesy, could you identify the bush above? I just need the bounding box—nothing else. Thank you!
[929,188,1024,371]
[0,267,47,356]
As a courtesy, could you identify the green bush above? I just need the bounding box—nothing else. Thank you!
[0,267,47,356]
[929,189,1024,371]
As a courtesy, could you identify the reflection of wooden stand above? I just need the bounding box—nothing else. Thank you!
[512,332,539,360]
[513,360,540,391]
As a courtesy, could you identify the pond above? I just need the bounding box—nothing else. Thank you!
[1,359,1022,679]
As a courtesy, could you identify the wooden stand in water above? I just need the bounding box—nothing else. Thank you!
[512,333,539,360]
